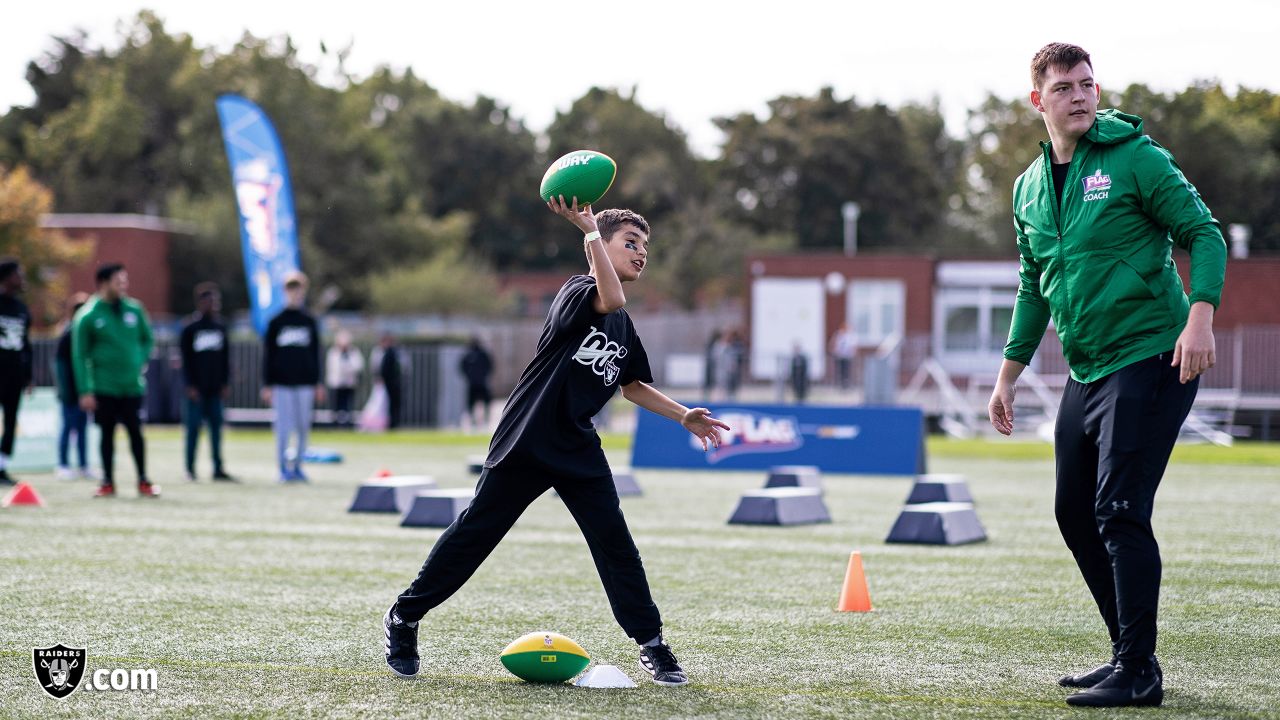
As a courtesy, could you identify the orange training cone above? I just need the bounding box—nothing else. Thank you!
[837,551,873,612]
[2,482,45,508]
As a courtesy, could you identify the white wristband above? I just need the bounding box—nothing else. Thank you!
[583,230,601,243]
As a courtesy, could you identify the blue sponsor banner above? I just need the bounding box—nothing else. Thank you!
[215,94,301,336]
[631,403,926,476]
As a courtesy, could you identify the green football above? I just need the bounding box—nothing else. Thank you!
[499,631,591,683]
[539,150,617,206]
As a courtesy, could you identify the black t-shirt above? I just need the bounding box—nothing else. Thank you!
[1052,161,1070,209]
[486,275,652,479]
[181,313,231,396]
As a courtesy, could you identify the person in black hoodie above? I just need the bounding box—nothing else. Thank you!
[180,282,233,481]
[376,333,403,430]
[789,342,810,404]
[0,258,32,485]
[458,336,492,428]
[262,272,324,482]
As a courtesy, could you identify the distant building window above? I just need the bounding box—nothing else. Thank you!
[988,306,1015,354]
[934,286,1016,373]
[943,305,980,351]
[847,280,905,347]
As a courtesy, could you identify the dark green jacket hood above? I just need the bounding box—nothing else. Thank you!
[1084,108,1144,145]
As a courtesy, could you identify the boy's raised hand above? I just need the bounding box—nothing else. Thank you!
[547,195,598,235]
[682,407,730,451]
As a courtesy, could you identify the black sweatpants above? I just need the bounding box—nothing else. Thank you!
[1054,350,1197,667]
[396,464,663,643]
[95,394,147,484]
[0,381,21,457]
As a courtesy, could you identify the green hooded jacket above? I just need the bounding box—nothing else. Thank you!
[72,294,154,397]
[1004,109,1227,383]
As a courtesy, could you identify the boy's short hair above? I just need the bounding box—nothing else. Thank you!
[0,257,18,282]
[595,209,650,241]
[194,281,220,301]
[1031,42,1092,89]
[95,262,125,284]
[283,271,308,290]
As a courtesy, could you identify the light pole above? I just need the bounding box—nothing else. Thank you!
[842,201,861,257]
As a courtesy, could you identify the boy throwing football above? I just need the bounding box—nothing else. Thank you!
[384,197,728,686]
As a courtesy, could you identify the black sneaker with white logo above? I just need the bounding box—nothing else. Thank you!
[1066,661,1163,707]
[639,642,688,686]
[383,605,419,678]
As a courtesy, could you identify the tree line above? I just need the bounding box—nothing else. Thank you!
[3,11,1277,322]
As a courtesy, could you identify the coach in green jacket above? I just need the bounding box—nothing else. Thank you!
[73,263,158,498]
[988,43,1226,708]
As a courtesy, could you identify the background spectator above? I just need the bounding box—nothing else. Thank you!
[829,322,856,390]
[702,329,720,399]
[0,258,32,485]
[459,336,493,429]
[53,292,91,480]
[789,342,810,404]
[326,330,364,429]
[74,263,157,498]
[181,282,233,481]
[373,333,403,430]
[262,272,324,482]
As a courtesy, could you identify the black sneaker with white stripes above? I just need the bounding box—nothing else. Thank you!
[639,641,688,686]
[383,605,419,678]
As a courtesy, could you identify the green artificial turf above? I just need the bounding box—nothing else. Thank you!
[1,428,1277,719]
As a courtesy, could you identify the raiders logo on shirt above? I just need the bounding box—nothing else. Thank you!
[572,326,628,386]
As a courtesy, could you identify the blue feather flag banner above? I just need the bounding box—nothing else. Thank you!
[215,94,301,336]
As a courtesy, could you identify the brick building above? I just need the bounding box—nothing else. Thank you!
[40,213,191,325]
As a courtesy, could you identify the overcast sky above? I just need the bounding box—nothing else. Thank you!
[5,1,1278,156]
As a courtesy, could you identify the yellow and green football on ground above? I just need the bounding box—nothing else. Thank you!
[499,631,591,683]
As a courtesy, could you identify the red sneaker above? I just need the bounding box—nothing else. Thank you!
[138,481,161,498]
[93,484,116,498]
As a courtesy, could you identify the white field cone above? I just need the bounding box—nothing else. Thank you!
[573,664,636,688]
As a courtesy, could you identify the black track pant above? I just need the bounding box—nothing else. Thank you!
[396,464,663,643]
[1054,351,1197,667]
[95,395,147,484]
[0,381,20,457]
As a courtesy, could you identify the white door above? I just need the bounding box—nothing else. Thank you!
[750,278,825,380]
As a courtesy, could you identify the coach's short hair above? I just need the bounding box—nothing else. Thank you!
[595,209,650,242]
[95,262,125,284]
[1031,42,1092,89]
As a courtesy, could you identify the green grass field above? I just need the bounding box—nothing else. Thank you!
[2,428,1278,719]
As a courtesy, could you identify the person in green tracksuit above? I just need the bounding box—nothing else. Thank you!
[988,43,1226,708]
[73,263,159,498]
